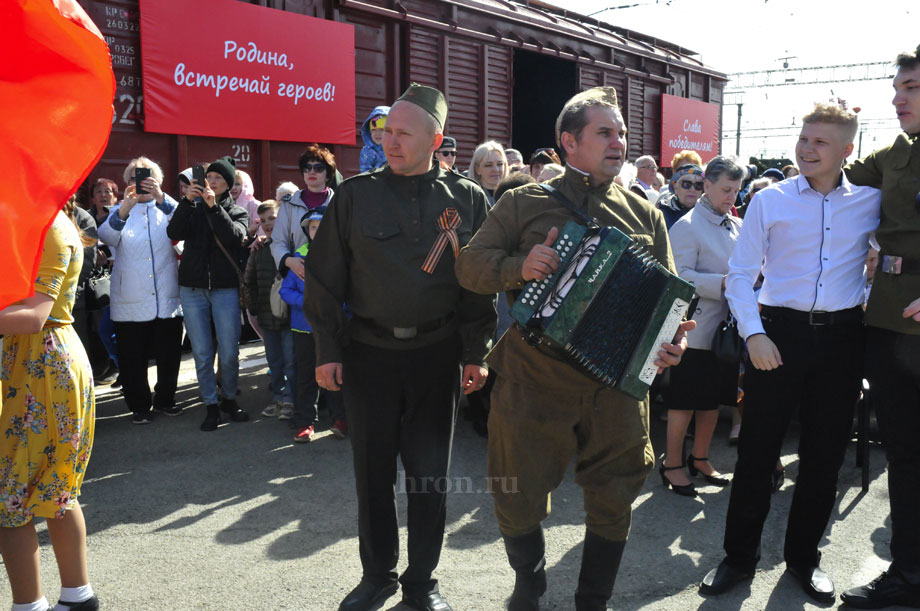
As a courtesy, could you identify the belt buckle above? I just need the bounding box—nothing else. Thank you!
[882,255,903,275]
[808,311,827,326]
[393,326,418,340]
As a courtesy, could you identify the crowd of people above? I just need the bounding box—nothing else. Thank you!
[1,43,918,611]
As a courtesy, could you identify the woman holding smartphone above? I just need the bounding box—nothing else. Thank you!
[97,157,183,424]
[167,156,250,431]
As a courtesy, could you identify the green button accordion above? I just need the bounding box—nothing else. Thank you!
[511,221,695,400]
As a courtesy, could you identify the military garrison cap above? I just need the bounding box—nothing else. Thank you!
[397,83,448,128]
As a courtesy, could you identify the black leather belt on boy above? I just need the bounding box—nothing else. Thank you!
[760,305,863,327]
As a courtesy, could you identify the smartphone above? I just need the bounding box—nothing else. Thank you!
[135,167,151,194]
[192,165,206,188]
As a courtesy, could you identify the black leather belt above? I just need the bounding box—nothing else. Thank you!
[760,305,863,326]
[879,254,920,275]
[357,312,454,340]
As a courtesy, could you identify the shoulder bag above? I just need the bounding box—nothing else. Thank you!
[711,312,744,364]
[203,208,250,310]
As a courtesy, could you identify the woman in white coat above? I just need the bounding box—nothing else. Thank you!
[659,156,746,497]
[98,157,183,424]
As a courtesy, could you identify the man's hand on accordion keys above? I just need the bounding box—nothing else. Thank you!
[654,319,697,374]
[522,227,561,282]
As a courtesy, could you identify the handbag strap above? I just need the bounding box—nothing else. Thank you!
[540,184,600,228]
[203,207,245,287]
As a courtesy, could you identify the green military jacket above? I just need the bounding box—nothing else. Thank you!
[455,165,675,392]
[303,164,496,365]
[846,132,920,335]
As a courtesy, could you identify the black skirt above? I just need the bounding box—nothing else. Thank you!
[665,347,740,411]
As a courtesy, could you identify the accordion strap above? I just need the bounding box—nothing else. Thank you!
[540,184,599,228]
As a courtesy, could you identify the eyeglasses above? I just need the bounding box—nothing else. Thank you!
[679,180,704,191]
[637,164,657,170]
[437,150,457,157]
[303,163,326,173]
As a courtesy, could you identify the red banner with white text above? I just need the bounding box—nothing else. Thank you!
[660,94,720,167]
[140,0,355,144]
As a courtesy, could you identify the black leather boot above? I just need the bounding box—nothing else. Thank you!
[503,528,547,611]
[200,404,222,431]
[574,530,626,611]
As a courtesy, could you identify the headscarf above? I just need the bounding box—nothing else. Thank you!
[669,164,704,193]
[235,170,263,236]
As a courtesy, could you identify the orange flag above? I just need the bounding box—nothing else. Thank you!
[0,0,115,309]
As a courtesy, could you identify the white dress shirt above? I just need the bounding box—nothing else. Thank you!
[726,173,880,340]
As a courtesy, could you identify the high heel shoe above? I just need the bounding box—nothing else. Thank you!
[658,455,698,497]
[687,454,730,487]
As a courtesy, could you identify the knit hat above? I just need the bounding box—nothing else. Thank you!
[396,83,448,128]
[207,156,236,189]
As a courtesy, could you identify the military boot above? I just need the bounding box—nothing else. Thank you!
[503,528,547,611]
[574,530,626,611]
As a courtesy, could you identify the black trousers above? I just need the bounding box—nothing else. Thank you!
[113,317,183,415]
[292,331,319,428]
[866,327,920,581]
[342,335,461,596]
[723,312,864,571]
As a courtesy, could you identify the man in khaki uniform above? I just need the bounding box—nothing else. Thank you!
[455,87,692,611]
[305,84,495,611]
[840,45,920,610]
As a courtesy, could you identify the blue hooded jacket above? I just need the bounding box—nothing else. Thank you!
[359,105,390,173]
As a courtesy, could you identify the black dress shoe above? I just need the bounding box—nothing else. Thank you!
[338,580,398,611]
[659,455,698,497]
[687,454,731,487]
[401,592,453,611]
[56,595,99,610]
[840,569,920,609]
[220,399,250,422]
[699,560,754,595]
[787,564,835,603]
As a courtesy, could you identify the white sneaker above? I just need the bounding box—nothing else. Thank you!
[262,403,280,418]
[278,404,294,420]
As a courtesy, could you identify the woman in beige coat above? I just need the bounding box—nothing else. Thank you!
[660,156,746,497]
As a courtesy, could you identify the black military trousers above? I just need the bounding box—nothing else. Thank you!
[342,334,461,596]
[723,312,864,572]
[113,317,183,415]
[866,327,920,582]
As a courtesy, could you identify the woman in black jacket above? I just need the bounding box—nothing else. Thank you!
[167,156,250,431]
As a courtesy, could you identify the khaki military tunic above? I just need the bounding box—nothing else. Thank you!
[846,132,920,334]
[304,165,496,366]
[455,166,674,541]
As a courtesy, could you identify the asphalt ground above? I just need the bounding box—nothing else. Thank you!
[1,341,908,610]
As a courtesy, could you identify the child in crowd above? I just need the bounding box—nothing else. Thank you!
[359,105,389,172]
[243,200,296,420]
[280,206,347,442]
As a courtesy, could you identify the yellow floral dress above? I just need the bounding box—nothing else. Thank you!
[0,212,95,527]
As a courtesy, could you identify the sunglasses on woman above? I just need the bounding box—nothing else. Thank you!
[437,150,457,157]
[303,162,326,173]
[679,180,704,191]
